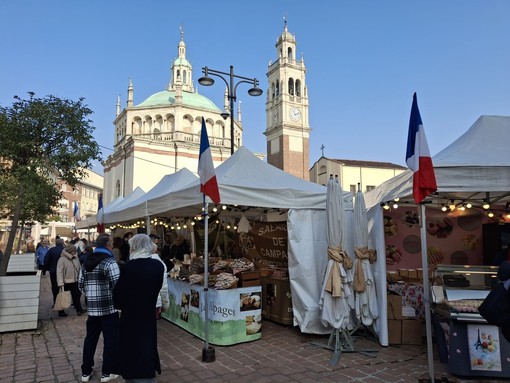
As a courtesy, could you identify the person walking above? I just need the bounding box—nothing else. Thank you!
[113,234,165,382]
[44,238,65,307]
[56,244,85,317]
[78,233,120,383]
[36,239,50,276]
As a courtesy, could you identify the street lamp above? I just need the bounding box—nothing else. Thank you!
[198,65,263,155]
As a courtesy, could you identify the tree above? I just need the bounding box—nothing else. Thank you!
[0,93,101,275]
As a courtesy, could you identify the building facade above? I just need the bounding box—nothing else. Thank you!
[265,21,310,180]
[53,168,103,222]
[103,31,242,204]
[309,157,406,193]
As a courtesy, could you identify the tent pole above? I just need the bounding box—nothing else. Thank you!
[202,199,215,362]
[420,203,435,382]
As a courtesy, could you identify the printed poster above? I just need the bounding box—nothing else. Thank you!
[163,279,262,346]
[468,324,502,372]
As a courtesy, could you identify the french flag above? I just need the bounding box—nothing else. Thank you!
[73,201,81,222]
[97,193,105,233]
[405,93,437,204]
[198,117,221,204]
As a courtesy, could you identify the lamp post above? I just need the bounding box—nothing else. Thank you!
[198,65,263,155]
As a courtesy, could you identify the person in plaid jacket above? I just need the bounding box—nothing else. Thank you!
[78,233,121,383]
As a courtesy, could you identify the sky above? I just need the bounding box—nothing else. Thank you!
[1,1,509,175]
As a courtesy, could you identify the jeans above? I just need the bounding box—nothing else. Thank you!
[81,312,119,376]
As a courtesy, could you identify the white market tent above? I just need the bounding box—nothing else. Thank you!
[75,196,125,230]
[364,115,510,346]
[105,146,355,334]
[103,187,146,224]
[104,168,198,224]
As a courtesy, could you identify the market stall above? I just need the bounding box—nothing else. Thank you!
[432,265,510,377]
[163,278,262,346]
[365,114,510,349]
[104,146,354,335]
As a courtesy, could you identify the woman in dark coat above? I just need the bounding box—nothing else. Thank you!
[113,234,165,382]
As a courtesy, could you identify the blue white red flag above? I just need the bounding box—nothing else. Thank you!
[406,93,437,204]
[73,201,81,222]
[97,193,105,233]
[198,117,221,204]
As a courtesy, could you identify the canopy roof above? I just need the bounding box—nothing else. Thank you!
[104,169,198,224]
[365,115,510,211]
[147,146,329,217]
[103,187,145,223]
[103,146,333,222]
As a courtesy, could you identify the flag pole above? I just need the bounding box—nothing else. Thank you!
[202,196,215,362]
[420,203,435,382]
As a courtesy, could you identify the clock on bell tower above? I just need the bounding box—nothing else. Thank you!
[265,19,310,180]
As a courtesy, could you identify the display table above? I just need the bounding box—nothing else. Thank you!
[162,278,262,346]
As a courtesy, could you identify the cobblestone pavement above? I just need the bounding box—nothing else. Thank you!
[0,277,507,382]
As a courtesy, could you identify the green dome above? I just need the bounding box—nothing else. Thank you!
[137,90,221,112]
[173,57,191,68]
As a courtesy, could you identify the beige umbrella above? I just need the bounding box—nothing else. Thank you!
[353,185,378,326]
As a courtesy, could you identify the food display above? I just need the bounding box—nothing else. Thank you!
[168,256,257,290]
[448,299,484,313]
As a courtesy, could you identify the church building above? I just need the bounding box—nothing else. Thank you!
[265,20,310,180]
[103,31,244,204]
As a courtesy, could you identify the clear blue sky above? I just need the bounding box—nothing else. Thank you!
[1,1,509,174]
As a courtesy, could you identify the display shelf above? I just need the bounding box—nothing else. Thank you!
[433,264,510,378]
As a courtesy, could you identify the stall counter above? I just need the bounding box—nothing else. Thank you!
[162,278,262,346]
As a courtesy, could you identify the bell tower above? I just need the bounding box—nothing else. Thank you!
[265,19,310,180]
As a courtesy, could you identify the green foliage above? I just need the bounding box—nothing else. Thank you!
[0,92,102,274]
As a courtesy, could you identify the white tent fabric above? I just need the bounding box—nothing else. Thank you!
[75,196,125,229]
[364,115,510,346]
[103,187,146,224]
[104,169,198,224]
[140,146,330,217]
[104,146,354,334]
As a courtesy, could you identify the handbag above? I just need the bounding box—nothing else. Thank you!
[478,282,510,326]
[53,287,72,311]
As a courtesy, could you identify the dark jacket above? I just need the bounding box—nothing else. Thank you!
[113,257,164,379]
[44,244,64,273]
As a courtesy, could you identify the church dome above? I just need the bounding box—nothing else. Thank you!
[172,56,192,69]
[277,30,296,44]
[137,90,221,112]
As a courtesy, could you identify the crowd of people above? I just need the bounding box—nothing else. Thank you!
[31,231,184,382]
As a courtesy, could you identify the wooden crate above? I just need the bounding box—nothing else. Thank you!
[238,271,261,287]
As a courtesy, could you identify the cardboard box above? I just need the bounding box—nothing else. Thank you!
[388,319,402,344]
[387,293,403,320]
[401,319,423,345]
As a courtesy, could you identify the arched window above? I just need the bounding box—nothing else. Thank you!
[295,80,301,97]
[183,70,187,84]
[176,69,181,81]
[272,82,275,99]
[275,81,280,96]
[288,78,294,95]
[287,47,292,59]
[116,180,121,197]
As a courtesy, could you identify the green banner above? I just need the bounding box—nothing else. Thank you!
[162,279,262,346]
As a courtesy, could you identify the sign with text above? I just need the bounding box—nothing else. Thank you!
[237,221,288,267]
[163,279,262,346]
